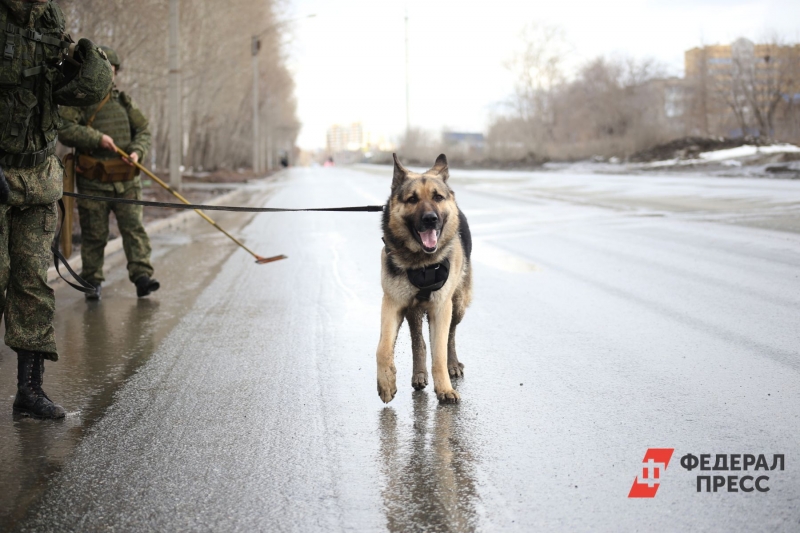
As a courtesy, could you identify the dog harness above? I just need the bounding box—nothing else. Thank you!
[407,258,450,301]
[382,238,451,301]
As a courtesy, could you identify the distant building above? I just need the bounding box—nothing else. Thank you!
[441,132,485,160]
[325,122,396,164]
[326,123,363,155]
[363,131,395,153]
[684,38,800,137]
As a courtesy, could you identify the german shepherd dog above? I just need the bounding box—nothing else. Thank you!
[376,154,472,404]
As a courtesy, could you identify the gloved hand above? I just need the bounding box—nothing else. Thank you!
[53,38,113,107]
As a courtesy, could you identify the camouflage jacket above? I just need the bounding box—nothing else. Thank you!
[0,0,67,155]
[58,88,151,161]
[58,88,151,192]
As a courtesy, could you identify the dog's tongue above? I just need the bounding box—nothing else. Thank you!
[420,229,438,249]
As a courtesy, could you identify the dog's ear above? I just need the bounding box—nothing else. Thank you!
[392,153,409,191]
[431,153,449,181]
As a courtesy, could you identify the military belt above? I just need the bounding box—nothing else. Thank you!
[0,139,56,168]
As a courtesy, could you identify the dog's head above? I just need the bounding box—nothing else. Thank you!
[386,153,457,255]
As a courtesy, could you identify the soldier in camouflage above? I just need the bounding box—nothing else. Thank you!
[58,46,160,300]
[0,0,112,418]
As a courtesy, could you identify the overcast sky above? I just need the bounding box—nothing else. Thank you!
[283,0,800,150]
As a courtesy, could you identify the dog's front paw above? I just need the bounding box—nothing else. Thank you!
[436,389,460,404]
[377,378,397,403]
[411,371,428,390]
[377,366,397,403]
[448,362,464,378]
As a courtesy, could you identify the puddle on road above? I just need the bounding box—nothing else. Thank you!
[0,194,268,531]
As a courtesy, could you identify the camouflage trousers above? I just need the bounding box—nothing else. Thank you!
[0,203,58,360]
[0,156,66,361]
[77,184,153,284]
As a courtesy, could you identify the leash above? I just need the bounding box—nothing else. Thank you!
[105,147,382,265]
[62,191,385,213]
[51,188,382,294]
[53,148,384,293]
[52,199,100,296]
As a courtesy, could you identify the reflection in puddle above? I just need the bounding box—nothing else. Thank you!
[0,210,248,528]
[1,298,161,528]
[379,392,479,532]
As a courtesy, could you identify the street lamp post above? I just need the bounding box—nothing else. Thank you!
[169,0,182,190]
[251,36,261,173]
[251,14,315,174]
[405,9,410,139]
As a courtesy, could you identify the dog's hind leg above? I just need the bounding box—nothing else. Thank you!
[376,295,403,403]
[407,308,428,390]
[447,294,466,378]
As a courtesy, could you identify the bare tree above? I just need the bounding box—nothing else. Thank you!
[689,35,800,141]
[491,24,672,161]
[57,0,300,171]
[505,23,569,146]
[685,45,711,136]
[399,128,441,165]
[730,35,800,138]
[495,28,800,162]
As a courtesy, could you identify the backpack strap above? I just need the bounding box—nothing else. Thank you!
[4,22,72,51]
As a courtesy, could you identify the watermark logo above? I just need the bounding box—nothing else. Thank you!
[681,453,783,493]
[628,448,675,498]
[628,450,784,497]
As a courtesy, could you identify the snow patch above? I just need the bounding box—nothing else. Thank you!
[698,144,800,161]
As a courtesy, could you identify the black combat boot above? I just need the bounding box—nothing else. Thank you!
[135,275,160,298]
[85,282,101,301]
[13,351,66,419]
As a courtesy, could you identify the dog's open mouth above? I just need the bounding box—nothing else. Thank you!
[416,229,439,253]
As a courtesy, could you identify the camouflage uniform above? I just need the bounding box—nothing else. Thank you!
[0,0,112,418]
[0,158,62,357]
[0,0,74,360]
[58,88,154,285]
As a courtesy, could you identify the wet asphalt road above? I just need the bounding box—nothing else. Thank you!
[2,166,800,532]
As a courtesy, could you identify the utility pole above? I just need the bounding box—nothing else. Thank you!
[405,9,410,138]
[168,0,182,191]
[251,36,261,174]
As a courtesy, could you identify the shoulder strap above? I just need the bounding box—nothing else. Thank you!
[86,92,111,127]
[0,7,7,37]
